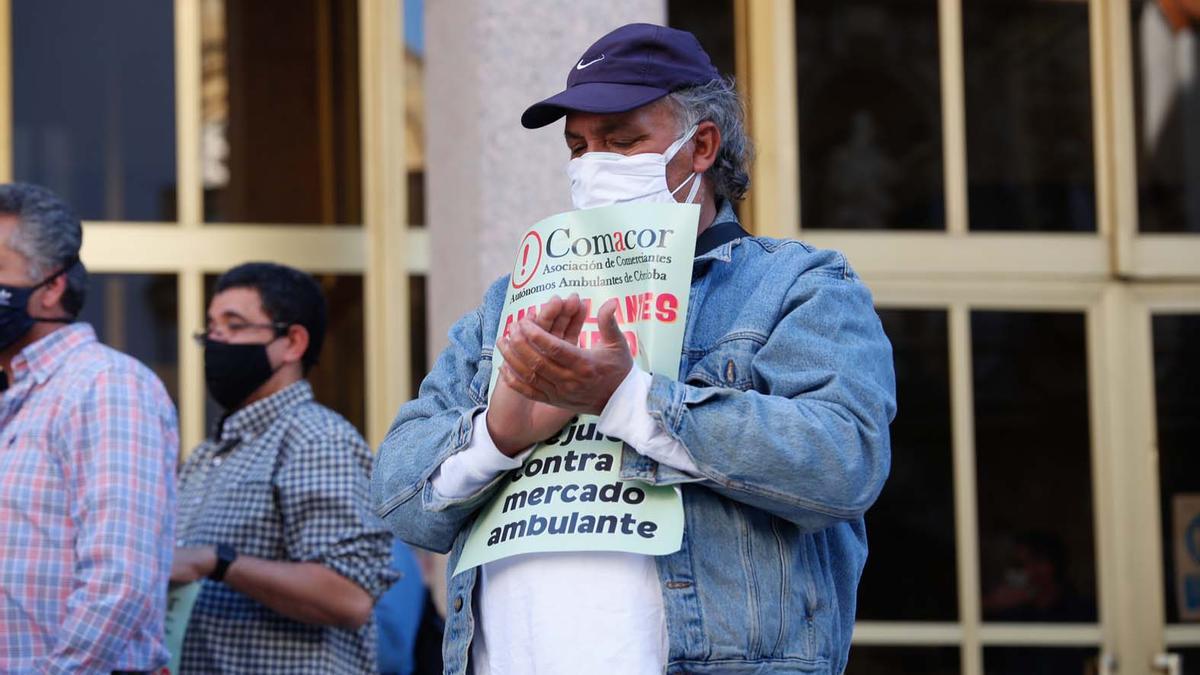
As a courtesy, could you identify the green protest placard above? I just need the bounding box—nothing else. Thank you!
[164,581,201,674]
[455,202,700,574]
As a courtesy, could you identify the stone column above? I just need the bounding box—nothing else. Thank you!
[425,0,667,355]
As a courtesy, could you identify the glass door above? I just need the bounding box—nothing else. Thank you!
[1133,291,1200,675]
[1,0,419,450]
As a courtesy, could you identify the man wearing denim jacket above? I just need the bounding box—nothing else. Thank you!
[373,24,896,675]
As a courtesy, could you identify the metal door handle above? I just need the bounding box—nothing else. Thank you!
[1154,653,1181,675]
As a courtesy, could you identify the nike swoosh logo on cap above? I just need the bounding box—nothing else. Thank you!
[576,54,605,70]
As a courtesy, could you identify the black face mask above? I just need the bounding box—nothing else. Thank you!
[0,260,77,352]
[203,338,278,411]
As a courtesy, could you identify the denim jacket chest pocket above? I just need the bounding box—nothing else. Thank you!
[683,333,766,391]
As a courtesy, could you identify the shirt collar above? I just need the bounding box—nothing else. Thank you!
[711,198,741,229]
[9,323,97,387]
[216,379,314,442]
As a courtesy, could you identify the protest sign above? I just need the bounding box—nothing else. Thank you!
[164,581,201,674]
[455,202,700,574]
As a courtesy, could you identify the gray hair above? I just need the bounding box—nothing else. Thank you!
[667,77,754,202]
[0,183,87,315]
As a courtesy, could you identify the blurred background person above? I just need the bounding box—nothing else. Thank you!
[0,182,178,673]
[375,539,445,675]
[171,262,396,674]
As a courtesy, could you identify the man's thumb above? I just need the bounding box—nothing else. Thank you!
[597,299,627,347]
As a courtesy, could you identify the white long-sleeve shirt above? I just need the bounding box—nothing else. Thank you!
[430,366,699,674]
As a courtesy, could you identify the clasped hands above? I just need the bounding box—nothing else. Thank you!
[486,293,633,456]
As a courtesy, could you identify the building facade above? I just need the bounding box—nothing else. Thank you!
[1,1,1197,674]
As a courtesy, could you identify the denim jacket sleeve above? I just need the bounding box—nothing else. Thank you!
[371,279,510,554]
[646,269,896,532]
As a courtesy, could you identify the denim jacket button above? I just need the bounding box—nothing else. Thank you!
[725,359,736,384]
[454,596,464,612]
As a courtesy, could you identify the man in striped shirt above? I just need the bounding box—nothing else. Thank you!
[0,183,178,673]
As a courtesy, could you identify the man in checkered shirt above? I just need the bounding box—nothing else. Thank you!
[172,262,397,674]
[0,183,179,673]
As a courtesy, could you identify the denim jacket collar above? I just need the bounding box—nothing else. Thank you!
[693,200,749,276]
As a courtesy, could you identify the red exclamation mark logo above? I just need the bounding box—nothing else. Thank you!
[512,230,542,290]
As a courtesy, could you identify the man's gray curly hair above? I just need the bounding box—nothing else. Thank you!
[0,182,87,315]
[667,76,754,202]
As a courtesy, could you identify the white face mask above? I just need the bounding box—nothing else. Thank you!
[566,125,702,210]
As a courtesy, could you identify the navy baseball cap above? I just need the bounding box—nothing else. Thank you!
[521,23,721,129]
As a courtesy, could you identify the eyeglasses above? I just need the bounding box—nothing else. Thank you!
[192,321,290,346]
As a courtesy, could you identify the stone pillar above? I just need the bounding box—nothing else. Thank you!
[425,0,667,355]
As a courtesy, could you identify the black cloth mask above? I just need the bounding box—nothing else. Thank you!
[203,338,279,411]
[0,259,78,352]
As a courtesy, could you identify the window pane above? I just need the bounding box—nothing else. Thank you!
[202,0,362,224]
[669,0,736,78]
[202,273,365,436]
[795,0,945,231]
[410,274,428,395]
[1171,647,1200,675]
[307,275,365,431]
[963,0,1096,232]
[983,647,1099,675]
[1131,1,1200,233]
[972,311,1097,622]
[78,274,179,402]
[859,309,956,621]
[1153,314,1200,624]
[12,1,177,222]
[846,646,959,675]
[405,0,426,227]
